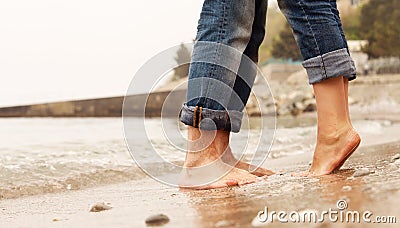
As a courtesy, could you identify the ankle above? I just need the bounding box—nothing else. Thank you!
[317,123,353,144]
[184,148,221,168]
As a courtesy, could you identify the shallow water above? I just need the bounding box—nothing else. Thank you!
[0,117,397,199]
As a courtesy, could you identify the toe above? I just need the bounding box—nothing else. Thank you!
[251,167,275,177]
[197,179,240,190]
[225,179,240,187]
[238,179,256,186]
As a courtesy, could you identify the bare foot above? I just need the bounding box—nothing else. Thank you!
[180,127,268,189]
[333,128,360,172]
[293,127,361,177]
[221,147,275,177]
[179,148,263,190]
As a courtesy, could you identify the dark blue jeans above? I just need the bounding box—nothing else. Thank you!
[180,0,356,132]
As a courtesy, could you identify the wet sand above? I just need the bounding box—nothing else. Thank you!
[1,139,400,227]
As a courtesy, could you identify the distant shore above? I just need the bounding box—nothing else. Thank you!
[0,74,399,118]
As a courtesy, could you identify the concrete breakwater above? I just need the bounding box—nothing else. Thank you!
[0,90,187,118]
[2,73,398,118]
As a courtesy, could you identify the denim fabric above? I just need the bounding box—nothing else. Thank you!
[278,0,357,83]
[180,0,357,132]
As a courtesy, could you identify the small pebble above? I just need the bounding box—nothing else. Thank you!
[394,160,400,166]
[342,186,352,192]
[52,218,61,222]
[145,214,170,226]
[383,120,392,126]
[391,154,400,162]
[89,202,112,212]
[388,163,398,171]
[66,184,72,190]
[215,220,234,227]
[353,168,370,177]
[370,169,376,174]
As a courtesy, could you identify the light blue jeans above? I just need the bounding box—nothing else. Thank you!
[180,0,356,132]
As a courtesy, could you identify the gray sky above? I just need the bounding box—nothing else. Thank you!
[0,0,277,107]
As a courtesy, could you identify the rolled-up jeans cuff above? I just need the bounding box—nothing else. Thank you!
[303,48,357,84]
[179,104,243,133]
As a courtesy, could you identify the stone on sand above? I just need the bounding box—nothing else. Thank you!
[394,159,400,166]
[215,220,234,227]
[304,99,317,112]
[288,91,305,104]
[353,168,370,177]
[145,214,170,226]
[391,154,400,162]
[342,186,352,192]
[388,163,398,171]
[382,120,391,126]
[89,202,112,212]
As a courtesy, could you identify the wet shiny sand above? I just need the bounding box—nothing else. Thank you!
[1,141,399,227]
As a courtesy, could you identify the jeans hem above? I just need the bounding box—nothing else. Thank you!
[179,104,243,133]
[303,48,357,84]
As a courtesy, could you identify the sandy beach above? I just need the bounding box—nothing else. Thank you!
[1,76,400,227]
[1,117,400,228]
[1,0,399,226]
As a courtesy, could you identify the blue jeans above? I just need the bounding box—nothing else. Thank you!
[180,0,356,133]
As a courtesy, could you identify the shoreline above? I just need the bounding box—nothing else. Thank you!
[1,140,400,227]
[1,116,400,201]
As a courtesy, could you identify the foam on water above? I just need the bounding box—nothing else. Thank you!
[0,117,396,199]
